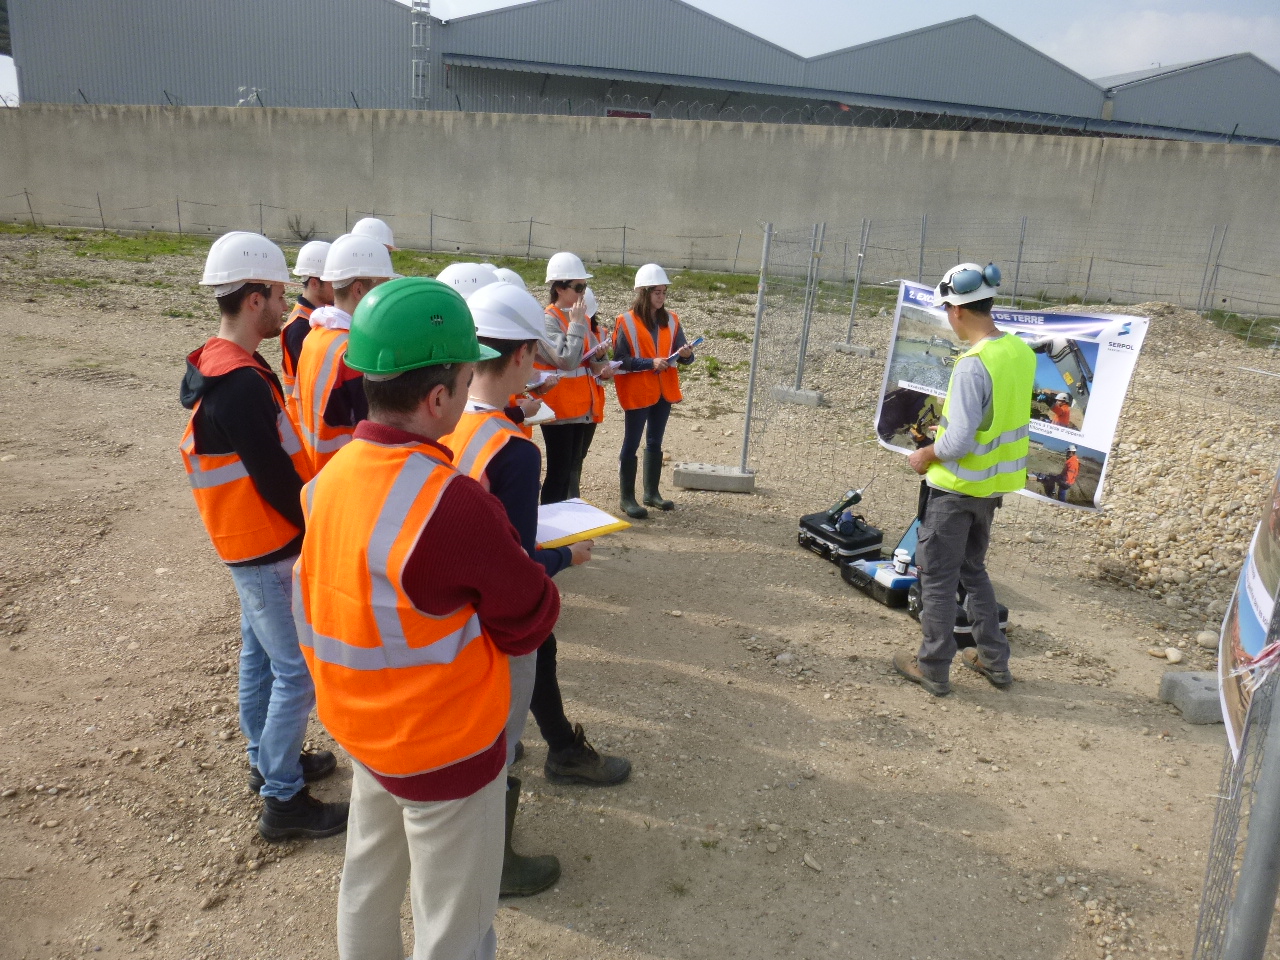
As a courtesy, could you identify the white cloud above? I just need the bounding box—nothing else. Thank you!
[1041,9,1280,79]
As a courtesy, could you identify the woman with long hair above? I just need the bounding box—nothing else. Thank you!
[612,263,694,518]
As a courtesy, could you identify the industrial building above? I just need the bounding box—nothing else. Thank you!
[7,0,1280,144]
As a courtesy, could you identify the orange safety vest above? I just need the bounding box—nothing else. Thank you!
[441,408,528,484]
[294,437,511,777]
[612,310,684,410]
[587,318,607,424]
[279,300,314,402]
[534,305,593,421]
[1051,401,1071,426]
[180,339,312,564]
[1063,454,1080,485]
[295,326,358,474]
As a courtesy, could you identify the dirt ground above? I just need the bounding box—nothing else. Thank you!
[0,231,1259,960]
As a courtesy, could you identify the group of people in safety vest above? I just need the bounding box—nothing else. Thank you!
[178,218,696,959]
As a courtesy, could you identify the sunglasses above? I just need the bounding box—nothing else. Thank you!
[569,282,588,293]
[939,262,1001,298]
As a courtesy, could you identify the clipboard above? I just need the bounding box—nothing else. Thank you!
[537,499,632,548]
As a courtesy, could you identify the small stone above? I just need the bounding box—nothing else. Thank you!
[1165,648,1184,664]
[155,568,168,576]
[801,769,815,780]
[765,843,778,854]
[775,653,794,665]
[42,820,59,828]
[0,455,15,463]
[0,788,16,798]
[127,641,140,651]
[768,823,781,832]
[961,829,973,837]
[1196,632,1218,650]
[1147,648,1166,658]
[668,610,682,617]
[803,853,823,872]
[1025,531,1046,544]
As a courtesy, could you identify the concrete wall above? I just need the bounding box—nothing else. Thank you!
[2,104,1278,311]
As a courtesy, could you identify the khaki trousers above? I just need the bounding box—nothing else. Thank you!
[337,762,505,960]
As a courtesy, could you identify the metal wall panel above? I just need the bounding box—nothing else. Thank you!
[1107,56,1280,140]
[10,0,410,107]
[801,18,1103,117]
[431,0,804,92]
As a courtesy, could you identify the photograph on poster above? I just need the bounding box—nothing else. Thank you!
[1029,337,1098,430]
[1025,436,1103,507]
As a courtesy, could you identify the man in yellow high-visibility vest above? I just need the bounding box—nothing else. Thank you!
[895,263,1035,697]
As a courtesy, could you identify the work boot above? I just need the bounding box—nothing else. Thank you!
[619,456,648,519]
[258,787,349,843]
[642,448,675,511]
[501,777,560,897]
[248,749,338,795]
[961,647,1014,689]
[892,650,952,697]
[545,724,632,786]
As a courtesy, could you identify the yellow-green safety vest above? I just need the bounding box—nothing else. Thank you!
[926,332,1036,498]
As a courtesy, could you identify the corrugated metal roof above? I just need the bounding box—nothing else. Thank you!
[801,17,1103,117]
[1094,57,1237,89]
[1102,54,1280,140]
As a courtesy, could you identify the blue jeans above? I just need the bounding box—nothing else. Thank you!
[620,399,672,460]
[228,556,315,800]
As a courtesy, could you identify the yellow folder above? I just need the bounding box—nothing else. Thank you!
[536,499,632,548]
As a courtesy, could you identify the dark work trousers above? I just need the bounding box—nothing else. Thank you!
[619,399,672,460]
[915,490,1007,682]
[528,633,576,752]
[540,422,593,504]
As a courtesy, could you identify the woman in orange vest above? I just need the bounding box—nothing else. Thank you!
[536,251,615,503]
[612,263,695,519]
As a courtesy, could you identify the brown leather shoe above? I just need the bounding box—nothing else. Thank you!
[961,647,1014,688]
[892,650,952,697]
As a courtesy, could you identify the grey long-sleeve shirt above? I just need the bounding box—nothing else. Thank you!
[538,306,589,372]
[931,342,998,463]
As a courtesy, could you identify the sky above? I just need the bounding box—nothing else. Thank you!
[2,1,1276,103]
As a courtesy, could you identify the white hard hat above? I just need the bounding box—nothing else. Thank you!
[634,263,670,288]
[436,262,500,299]
[320,233,400,284]
[468,282,555,348]
[351,217,396,251]
[935,262,1001,307]
[201,231,293,295]
[1067,444,1077,453]
[292,240,332,279]
[583,286,598,318]
[545,251,592,283]
[1056,392,1070,403]
[492,267,527,290]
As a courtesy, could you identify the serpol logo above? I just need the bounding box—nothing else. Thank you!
[1108,320,1135,349]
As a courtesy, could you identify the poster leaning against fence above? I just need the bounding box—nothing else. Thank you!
[1219,468,1280,755]
[873,280,1148,510]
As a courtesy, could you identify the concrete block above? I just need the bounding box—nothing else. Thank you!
[1158,670,1222,725]
[833,342,876,358]
[672,462,756,493]
[771,385,824,407]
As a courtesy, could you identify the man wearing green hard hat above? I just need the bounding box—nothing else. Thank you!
[292,277,560,960]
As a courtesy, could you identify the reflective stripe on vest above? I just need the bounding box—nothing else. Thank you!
[443,410,526,480]
[295,438,510,776]
[926,333,1036,498]
[180,373,311,564]
[534,306,593,419]
[612,311,684,410]
[587,319,606,423]
[296,328,356,472]
[280,302,313,400]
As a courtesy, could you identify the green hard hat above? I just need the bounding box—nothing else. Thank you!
[346,276,500,376]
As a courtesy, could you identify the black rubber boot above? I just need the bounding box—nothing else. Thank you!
[501,777,560,897]
[619,456,648,519]
[258,787,349,842]
[642,448,675,511]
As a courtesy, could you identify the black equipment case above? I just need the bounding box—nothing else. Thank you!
[840,560,911,608]
[906,583,1009,648]
[797,513,884,566]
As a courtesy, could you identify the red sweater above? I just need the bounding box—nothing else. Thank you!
[354,421,560,801]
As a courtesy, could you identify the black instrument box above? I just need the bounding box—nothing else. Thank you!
[797,513,884,566]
